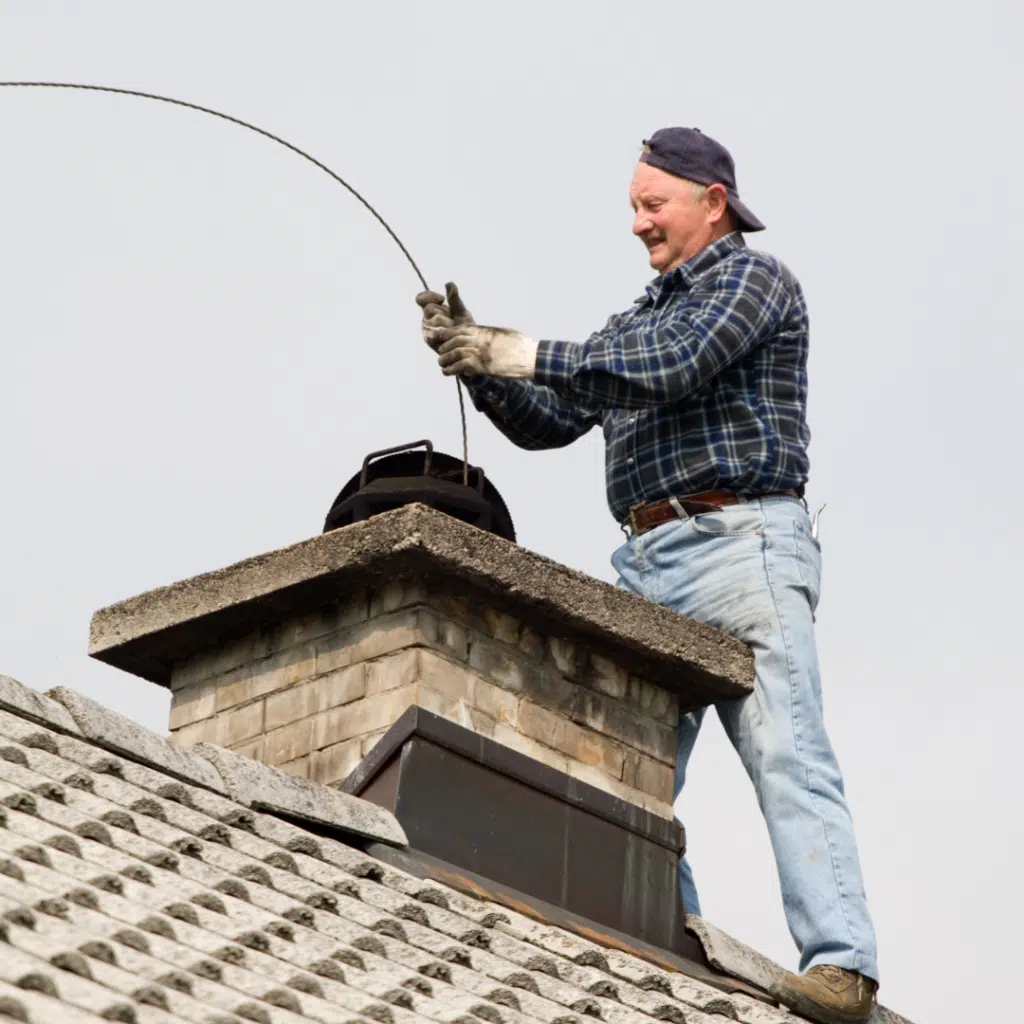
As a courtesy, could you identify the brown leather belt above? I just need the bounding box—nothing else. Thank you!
[625,489,804,536]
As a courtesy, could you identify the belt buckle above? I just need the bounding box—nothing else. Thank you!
[626,502,644,536]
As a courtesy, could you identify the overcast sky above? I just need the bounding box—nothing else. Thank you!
[1,3,1020,1021]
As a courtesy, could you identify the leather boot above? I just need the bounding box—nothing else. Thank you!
[770,965,878,1024]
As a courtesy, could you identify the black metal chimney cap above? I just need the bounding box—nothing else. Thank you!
[323,440,516,542]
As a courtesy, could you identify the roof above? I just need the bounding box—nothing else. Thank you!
[0,673,910,1024]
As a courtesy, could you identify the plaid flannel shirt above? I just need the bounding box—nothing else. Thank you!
[465,232,811,524]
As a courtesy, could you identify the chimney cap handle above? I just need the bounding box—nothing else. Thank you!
[360,440,433,488]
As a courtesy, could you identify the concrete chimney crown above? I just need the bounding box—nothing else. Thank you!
[90,504,753,820]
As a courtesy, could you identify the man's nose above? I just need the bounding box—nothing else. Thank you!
[632,210,653,236]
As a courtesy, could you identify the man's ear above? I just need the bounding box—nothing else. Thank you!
[705,183,730,224]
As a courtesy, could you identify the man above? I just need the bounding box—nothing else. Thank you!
[416,127,878,1024]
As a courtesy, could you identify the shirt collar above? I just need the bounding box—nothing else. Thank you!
[645,231,747,299]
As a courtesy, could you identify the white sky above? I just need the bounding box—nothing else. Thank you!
[1,3,1020,1021]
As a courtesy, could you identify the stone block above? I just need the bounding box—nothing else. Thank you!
[416,651,476,705]
[583,652,629,700]
[316,663,367,711]
[264,592,369,656]
[171,701,264,751]
[47,686,227,794]
[261,716,313,765]
[369,580,428,617]
[517,625,545,662]
[436,617,470,661]
[229,737,264,760]
[622,748,675,803]
[264,681,317,732]
[564,759,674,820]
[171,630,271,690]
[0,675,81,735]
[310,738,363,785]
[566,759,637,801]
[192,742,407,846]
[470,676,519,727]
[213,642,317,713]
[220,701,265,748]
[467,634,577,718]
[546,635,580,678]
[264,663,365,732]
[480,607,520,644]
[626,675,679,725]
[417,683,470,726]
[311,683,418,750]
[490,720,570,775]
[572,688,677,764]
[277,755,310,780]
[473,639,552,707]
[518,700,624,779]
[464,706,499,739]
[315,608,438,676]
[169,717,220,749]
[168,678,217,731]
[431,590,475,623]
[365,650,420,696]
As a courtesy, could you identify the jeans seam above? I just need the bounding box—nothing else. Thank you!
[759,527,861,973]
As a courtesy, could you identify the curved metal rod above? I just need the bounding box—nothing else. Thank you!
[0,80,469,481]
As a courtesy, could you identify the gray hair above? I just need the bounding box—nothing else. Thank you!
[639,146,708,203]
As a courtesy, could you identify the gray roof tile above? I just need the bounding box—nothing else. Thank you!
[191,743,407,848]
[46,687,228,796]
[0,682,910,1024]
[0,676,82,737]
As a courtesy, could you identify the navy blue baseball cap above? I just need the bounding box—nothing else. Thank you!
[639,127,765,232]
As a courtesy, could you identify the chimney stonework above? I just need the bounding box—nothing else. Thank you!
[90,503,753,822]
[167,578,681,815]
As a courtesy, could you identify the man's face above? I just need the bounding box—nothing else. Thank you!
[629,162,721,274]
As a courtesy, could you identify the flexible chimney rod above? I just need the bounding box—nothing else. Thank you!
[0,81,470,484]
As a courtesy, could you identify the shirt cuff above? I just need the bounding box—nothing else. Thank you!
[534,339,583,395]
[462,374,511,412]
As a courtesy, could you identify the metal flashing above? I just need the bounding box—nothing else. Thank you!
[342,706,683,851]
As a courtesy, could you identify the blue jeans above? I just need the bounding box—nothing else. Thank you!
[612,497,879,983]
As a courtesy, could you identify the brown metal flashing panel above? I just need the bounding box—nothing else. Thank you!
[341,707,683,850]
[341,709,690,953]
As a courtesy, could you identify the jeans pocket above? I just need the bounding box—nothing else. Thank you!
[689,504,768,536]
[794,518,822,612]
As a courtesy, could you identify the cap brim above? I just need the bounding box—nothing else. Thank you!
[728,194,765,232]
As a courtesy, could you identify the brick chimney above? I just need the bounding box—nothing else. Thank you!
[90,503,752,951]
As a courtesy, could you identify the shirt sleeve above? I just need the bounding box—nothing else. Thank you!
[462,375,600,451]
[534,253,792,410]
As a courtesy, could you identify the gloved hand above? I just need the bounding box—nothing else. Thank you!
[415,283,537,379]
[436,324,538,379]
[415,282,474,352]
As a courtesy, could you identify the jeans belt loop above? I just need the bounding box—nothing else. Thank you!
[667,497,688,521]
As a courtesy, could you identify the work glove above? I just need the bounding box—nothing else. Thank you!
[416,283,538,380]
[436,323,539,380]
[415,282,473,352]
